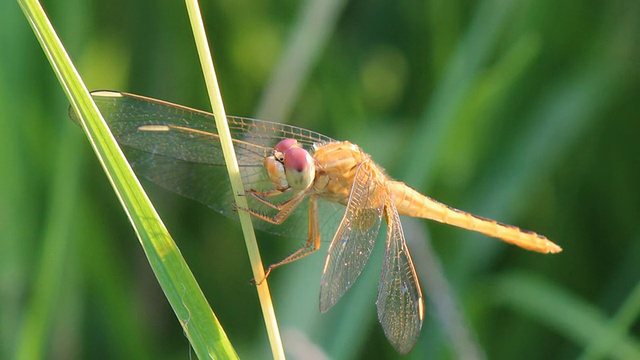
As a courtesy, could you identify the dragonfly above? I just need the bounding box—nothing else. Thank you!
[71,91,562,354]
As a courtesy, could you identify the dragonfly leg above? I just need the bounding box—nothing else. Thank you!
[244,188,292,210]
[246,187,289,198]
[256,197,321,284]
[240,189,308,224]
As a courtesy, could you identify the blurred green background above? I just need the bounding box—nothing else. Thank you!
[3,0,640,359]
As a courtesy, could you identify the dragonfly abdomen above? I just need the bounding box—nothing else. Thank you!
[387,181,561,254]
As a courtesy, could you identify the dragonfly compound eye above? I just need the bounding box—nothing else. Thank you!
[274,138,299,152]
[283,147,315,190]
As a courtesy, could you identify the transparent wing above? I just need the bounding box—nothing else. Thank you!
[71,91,342,239]
[319,162,385,312]
[377,200,424,354]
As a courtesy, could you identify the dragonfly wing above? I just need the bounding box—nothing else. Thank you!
[81,91,341,239]
[123,146,344,239]
[86,91,335,149]
[377,200,424,354]
[319,162,385,312]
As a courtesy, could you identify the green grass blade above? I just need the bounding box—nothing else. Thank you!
[254,0,348,121]
[580,273,640,359]
[493,272,640,359]
[17,0,237,358]
[184,0,285,358]
[401,0,518,188]
[14,123,83,360]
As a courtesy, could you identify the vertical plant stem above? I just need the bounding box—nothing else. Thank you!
[19,0,238,357]
[184,1,285,358]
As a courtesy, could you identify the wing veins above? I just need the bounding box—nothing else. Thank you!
[319,162,384,312]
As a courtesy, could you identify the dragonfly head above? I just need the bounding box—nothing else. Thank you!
[265,138,316,191]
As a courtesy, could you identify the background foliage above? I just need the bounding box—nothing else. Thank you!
[3,0,639,359]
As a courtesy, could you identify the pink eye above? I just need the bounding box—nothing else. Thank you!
[283,147,311,172]
[274,138,299,152]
